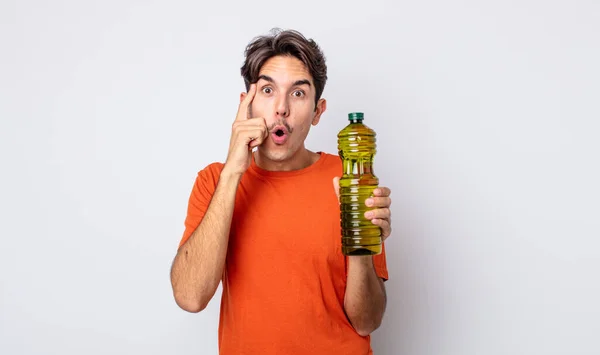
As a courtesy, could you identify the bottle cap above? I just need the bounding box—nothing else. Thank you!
[348,112,364,121]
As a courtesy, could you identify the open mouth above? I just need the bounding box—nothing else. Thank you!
[271,126,289,145]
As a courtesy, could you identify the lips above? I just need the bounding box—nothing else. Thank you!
[270,125,289,145]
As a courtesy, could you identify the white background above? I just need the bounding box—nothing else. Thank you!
[1,0,599,354]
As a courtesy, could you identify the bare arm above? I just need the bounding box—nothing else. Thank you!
[170,84,267,313]
[344,256,387,336]
[170,170,241,313]
[334,183,392,336]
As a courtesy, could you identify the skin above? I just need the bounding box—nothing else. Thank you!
[242,55,325,171]
[170,55,393,337]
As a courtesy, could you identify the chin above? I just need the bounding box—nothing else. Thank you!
[259,145,296,162]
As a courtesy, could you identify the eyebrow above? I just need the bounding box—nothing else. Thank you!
[258,75,312,87]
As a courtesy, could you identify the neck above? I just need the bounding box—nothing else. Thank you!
[254,147,318,172]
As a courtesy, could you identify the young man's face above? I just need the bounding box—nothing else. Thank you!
[243,55,326,163]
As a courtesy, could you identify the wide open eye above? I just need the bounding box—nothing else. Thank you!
[292,90,305,98]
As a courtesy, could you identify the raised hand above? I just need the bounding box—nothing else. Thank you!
[223,84,269,176]
[333,177,393,241]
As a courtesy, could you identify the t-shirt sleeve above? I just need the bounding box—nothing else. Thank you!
[178,163,223,249]
[373,242,389,281]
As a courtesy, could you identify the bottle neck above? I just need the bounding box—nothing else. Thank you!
[349,119,363,124]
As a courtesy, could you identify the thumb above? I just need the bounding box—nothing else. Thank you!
[332,176,340,203]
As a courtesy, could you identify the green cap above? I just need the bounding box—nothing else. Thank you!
[348,112,364,121]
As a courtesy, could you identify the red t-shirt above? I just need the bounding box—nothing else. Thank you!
[179,152,388,354]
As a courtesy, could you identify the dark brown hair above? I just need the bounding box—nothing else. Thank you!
[240,28,328,107]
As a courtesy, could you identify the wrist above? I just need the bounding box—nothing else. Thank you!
[221,166,244,181]
[348,255,374,269]
[219,167,244,186]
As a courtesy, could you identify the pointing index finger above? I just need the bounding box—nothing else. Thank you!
[236,84,257,121]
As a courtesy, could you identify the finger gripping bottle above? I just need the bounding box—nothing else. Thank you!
[338,112,382,256]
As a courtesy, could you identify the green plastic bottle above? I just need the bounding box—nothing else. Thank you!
[338,112,382,256]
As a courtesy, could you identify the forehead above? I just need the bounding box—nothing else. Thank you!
[258,55,313,85]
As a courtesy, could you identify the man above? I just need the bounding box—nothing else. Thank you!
[170,29,393,354]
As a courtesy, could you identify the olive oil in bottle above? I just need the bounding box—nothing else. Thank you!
[338,112,382,255]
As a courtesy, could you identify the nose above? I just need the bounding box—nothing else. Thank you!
[275,95,289,118]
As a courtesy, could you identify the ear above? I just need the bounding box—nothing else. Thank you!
[311,98,327,126]
[240,92,247,103]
